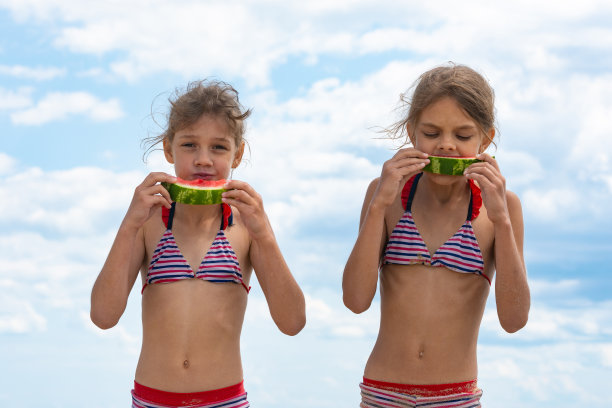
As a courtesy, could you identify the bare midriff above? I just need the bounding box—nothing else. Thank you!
[136,279,247,392]
[364,263,490,385]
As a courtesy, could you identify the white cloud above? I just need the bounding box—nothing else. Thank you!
[0,86,33,110]
[0,64,65,80]
[0,281,47,333]
[2,0,610,86]
[10,91,124,125]
[522,187,578,222]
[479,342,612,406]
[481,295,612,342]
[79,310,140,355]
[529,278,580,296]
[0,152,17,174]
[0,165,143,234]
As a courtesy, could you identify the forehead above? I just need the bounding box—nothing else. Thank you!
[418,97,476,127]
[175,114,234,142]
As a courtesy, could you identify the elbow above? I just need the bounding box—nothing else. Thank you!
[278,312,306,336]
[90,307,119,330]
[500,311,529,333]
[343,293,371,314]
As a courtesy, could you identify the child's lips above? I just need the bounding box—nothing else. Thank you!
[192,173,215,180]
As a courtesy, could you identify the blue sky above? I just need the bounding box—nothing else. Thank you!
[1,1,612,407]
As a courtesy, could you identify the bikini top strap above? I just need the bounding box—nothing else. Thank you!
[162,202,233,230]
[467,179,482,221]
[400,173,482,221]
[401,173,422,211]
[221,203,233,230]
[161,202,177,229]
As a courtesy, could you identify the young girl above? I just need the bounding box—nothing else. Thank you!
[343,64,530,407]
[90,80,306,408]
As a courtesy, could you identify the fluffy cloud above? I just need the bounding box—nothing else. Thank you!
[10,91,124,125]
[0,152,17,174]
[3,0,611,86]
[0,86,32,110]
[0,64,65,80]
[0,165,142,234]
[0,280,47,333]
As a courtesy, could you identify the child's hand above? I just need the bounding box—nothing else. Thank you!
[373,148,429,208]
[123,172,176,230]
[464,154,509,224]
[222,180,272,240]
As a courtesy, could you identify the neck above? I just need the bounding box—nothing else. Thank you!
[418,173,470,205]
[174,202,221,227]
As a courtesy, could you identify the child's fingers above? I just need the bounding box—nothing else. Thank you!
[392,148,429,163]
[141,172,176,187]
[394,157,430,171]
[222,187,261,209]
[467,163,505,187]
[135,184,173,209]
[149,193,173,209]
[224,181,264,204]
[476,153,500,171]
[224,179,256,194]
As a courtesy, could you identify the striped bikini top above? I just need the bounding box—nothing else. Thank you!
[383,173,490,285]
[142,202,250,293]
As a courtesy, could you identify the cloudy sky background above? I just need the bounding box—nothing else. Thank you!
[1,0,612,406]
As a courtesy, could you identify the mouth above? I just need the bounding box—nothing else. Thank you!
[431,154,475,158]
[191,173,215,180]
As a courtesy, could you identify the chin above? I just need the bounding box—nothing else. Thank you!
[423,172,466,185]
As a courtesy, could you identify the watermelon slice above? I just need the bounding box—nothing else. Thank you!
[162,178,227,205]
[422,156,485,176]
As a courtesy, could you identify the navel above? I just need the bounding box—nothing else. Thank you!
[418,348,425,359]
[183,359,190,369]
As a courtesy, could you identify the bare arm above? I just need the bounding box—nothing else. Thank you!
[465,155,530,332]
[222,180,306,336]
[90,172,175,329]
[342,179,387,313]
[492,191,529,332]
[343,148,430,313]
[91,222,145,329]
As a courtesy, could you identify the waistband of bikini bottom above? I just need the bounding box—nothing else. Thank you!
[133,380,245,405]
[362,377,478,397]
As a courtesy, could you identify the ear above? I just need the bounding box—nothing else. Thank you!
[479,128,494,153]
[407,123,416,146]
[232,141,245,168]
[163,138,174,164]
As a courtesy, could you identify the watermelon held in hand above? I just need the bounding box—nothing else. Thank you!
[422,156,488,176]
[162,178,227,205]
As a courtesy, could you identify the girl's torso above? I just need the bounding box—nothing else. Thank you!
[365,173,496,384]
[136,203,252,392]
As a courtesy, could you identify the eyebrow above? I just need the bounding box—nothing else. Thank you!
[419,122,477,130]
[175,134,231,142]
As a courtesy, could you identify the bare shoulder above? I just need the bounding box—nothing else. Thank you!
[225,205,251,239]
[364,177,380,201]
[142,206,165,240]
[505,190,523,215]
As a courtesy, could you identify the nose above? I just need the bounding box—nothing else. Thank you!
[436,133,456,153]
[194,149,213,167]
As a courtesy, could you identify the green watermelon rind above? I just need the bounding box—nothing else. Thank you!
[161,181,227,205]
[422,156,484,176]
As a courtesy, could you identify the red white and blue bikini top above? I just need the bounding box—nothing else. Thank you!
[383,173,490,285]
[142,202,250,293]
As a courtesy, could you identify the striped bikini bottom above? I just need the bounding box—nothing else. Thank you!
[360,377,482,408]
[131,380,250,408]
